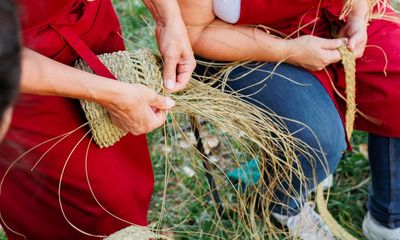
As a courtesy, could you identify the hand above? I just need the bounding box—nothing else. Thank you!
[339,17,368,58]
[286,35,347,71]
[101,82,175,135]
[155,17,196,93]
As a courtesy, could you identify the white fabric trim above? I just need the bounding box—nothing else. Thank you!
[213,0,241,24]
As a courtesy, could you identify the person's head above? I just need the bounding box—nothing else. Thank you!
[0,0,21,141]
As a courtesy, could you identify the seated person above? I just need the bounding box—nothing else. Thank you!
[178,0,400,239]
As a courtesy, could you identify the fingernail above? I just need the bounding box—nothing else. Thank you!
[166,98,175,108]
[165,79,175,89]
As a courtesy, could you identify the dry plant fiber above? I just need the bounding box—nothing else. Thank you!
[75,49,317,239]
[339,45,357,140]
[316,184,358,240]
[105,225,172,240]
[75,48,358,239]
[341,0,400,23]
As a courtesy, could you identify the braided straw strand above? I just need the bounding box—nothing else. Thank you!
[339,45,357,140]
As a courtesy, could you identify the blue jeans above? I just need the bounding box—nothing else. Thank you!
[368,134,400,229]
[198,61,400,227]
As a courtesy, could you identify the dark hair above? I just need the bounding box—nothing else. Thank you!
[0,0,21,120]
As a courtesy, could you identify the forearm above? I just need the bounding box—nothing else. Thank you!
[178,0,290,62]
[20,48,123,105]
[180,0,344,70]
[190,20,290,62]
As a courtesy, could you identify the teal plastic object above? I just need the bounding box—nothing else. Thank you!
[227,159,261,191]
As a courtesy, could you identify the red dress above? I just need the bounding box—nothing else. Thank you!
[0,0,154,239]
[238,0,400,137]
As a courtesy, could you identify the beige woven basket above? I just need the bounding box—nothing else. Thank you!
[75,49,163,148]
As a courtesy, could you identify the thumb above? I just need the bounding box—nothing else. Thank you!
[162,54,179,90]
[151,94,176,110]
[322,38,347,49]
[347,34,360,52]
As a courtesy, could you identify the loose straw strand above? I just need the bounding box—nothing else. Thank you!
[316,185,358,240]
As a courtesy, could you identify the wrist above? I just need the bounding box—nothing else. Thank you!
[257,34,294,62]
[84,77,124,107]
[282,39,297,63]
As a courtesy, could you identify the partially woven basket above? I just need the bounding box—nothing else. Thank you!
[75,50,163,148]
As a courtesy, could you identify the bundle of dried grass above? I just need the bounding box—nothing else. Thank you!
[75,49,311,166]
[75,49,323,239]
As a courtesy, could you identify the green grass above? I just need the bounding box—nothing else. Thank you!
[146,128,371,239]
[0,231,6,240]
[112,0,156,50]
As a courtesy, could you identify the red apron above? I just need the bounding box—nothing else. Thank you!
[0,0,153,239]
[238,0,400,138]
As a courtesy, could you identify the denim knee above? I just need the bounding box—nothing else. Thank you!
[290,115,347,183]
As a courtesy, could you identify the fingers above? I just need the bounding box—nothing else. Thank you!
[170,57,196,92]
[338,19,368,58]
[150,93,176,110]
[106,84,175,136]
[145,94,174,134]
[127,110,166,135]
[305,49,341,71]
[138,91,174,134]
[347,32,367,58]
[320,38,347,66]
[321,38,347,50]
[326,48,342,62]
[145,108,166,133]
[348,33,362,52]
[318,38,344,67]
[162,52,196,93]
[156,18,195,93]
[153,109,167,126]
[347,37,357,51]
[162,52,179,90]
[136,107,169,135]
